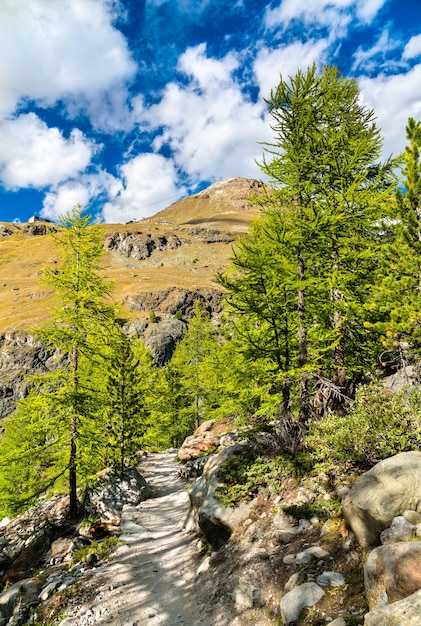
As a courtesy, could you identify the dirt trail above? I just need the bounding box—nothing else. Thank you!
[67,451,230,626]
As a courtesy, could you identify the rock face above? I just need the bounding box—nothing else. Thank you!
[185,445,253,548]
[0,332,64,419]
[88,468,151,522]
[105,231,183,260]
[141,315,186,365]
[124,286,223,318]
[364,588,421,625]
[342,451,421,547]
[364,541,421,610]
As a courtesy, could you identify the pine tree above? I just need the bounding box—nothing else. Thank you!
[104,334,154,474]
[0,206,116,518]
[370,117,421,362]
[222,64,396,431]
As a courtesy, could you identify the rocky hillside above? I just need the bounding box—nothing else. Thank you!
[0,177,263,335]
[0,178,264,420]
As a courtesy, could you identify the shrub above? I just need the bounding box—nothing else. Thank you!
[215,451,298,507]
[305,383,421,472]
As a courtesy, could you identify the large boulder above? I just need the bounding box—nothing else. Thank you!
[364,541,421,610]
[178,420,221,460]
[342,452,421,547]
[184,445,253,548]
[89,468,151,522]
[364,589,421,625]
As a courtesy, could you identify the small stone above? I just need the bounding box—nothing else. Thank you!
[316,571,346,587]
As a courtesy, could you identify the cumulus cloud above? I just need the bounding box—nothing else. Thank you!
[0,0,136,127]
[101,153,185,223]
[253,40,330,99]
[0,113,95,189]
[358,64,421,158]
[403,33,421,60]
[40,169,119,221]
[136,44,270,185]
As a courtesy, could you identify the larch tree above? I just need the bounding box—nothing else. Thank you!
[0,206,116,518]
[222,64,396,434]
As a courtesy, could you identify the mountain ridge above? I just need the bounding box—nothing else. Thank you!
[0,177,264,335]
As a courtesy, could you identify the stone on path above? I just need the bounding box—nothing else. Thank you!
[280,582,325,624]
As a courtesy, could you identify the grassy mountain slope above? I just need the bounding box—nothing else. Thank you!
[0,177,263,334]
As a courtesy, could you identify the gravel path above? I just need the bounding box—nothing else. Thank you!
[65,452,230,626]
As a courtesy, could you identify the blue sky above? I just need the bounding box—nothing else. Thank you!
[0,0,420,224]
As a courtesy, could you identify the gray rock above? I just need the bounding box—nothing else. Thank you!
[184,445,252,549]
[364,588,421,625]
[280,582,325,624]
[0,578,43,620]
[342,451,421,547]
[380,515,415,544]
[316,571,346,587]
[364,540,421,610]
[295,546,329,564]
[89,468,151,521]
[327,619,346,626]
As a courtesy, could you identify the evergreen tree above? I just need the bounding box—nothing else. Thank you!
[170,300,218,430]
[222,64,396,431]
[0,206,115,518]
[104,334,154,474]
[370,117,421,362]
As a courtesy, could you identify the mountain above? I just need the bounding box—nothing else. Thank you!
[0,177,264,335]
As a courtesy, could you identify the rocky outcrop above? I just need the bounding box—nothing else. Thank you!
[364,589,421,625]
[0,333,64,419]
[185,445,252,548]
[342,451,421,547]
[178,420,222,460]
[105,231,182,260]
[180,226,234,243]
[88,468,151,523]
[383,365,420,392]
[124,286,223,318]
[142,315,186,365]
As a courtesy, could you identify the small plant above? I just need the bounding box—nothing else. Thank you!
[215,451,298,507]
[282,498,341,520]
[192,258,199,264]
[149,310,157,323]
[71,536,122,565]
[174,310,182,320]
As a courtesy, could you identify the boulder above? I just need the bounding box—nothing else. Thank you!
[364,541,421,610]
[178,421,221,461]
[280,582,325,624]
[184,445,252,548]
[342,451,421,547]
[364,588,421,625]
[0,577,44,620]
[89,468,151,522]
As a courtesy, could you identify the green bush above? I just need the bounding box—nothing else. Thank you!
[215,451,298,507]
[305,383,421,472]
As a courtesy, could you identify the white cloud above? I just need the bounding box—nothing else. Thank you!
[41,182,91,221]
[253,40,330,99]
[352,28,403,72]
[358,64,421,159]
[40,170,120,221]
[101,154,185,223]
[0,113,95,189]
[0,0,136,127]
[265,0,387,37]
[403,33,421,60]
[136,45,270,184]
